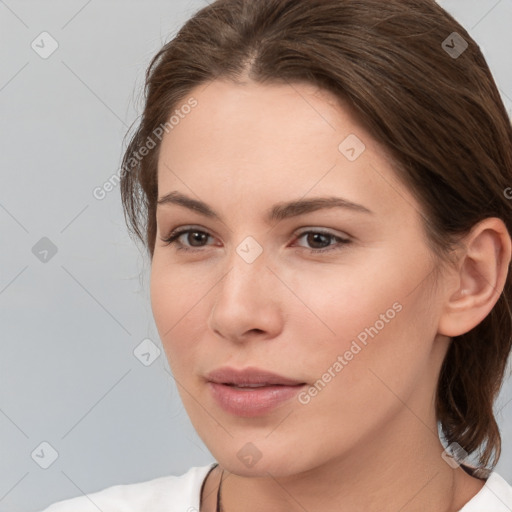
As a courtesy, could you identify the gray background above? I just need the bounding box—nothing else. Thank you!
[0,1,511,511]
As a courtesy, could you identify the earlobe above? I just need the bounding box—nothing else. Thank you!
[438,217,512,337]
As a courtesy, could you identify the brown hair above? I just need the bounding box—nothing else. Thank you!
[120,0,512,470]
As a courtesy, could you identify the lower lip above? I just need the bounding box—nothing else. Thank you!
[208,382,306,417]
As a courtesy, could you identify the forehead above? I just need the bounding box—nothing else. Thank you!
[156,79,417,221]
[159,78,368,153]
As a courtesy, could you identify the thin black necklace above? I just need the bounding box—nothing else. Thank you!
[216,468,224,512]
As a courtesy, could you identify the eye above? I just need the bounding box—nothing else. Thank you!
[293,229,351,254]
[160,227,213,252]
[160,226,351,254]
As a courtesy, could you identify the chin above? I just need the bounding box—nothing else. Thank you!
[210,441,315,479]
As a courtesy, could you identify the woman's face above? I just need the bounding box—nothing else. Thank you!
[150,79,451,476]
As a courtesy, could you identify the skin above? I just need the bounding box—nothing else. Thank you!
[150,78,511,512]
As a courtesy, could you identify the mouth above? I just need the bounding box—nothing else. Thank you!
[205,366,307,417]
[207,382,307,417]
[222,383,304,390]
[206,365,306,387]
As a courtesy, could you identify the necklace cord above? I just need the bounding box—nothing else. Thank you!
[199,463,220,511]
[216,468,224,512]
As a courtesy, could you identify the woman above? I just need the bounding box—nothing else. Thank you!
[39,0,512,510]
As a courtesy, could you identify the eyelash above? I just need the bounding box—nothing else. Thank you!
[160,227,351,254]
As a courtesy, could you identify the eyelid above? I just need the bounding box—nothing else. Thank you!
[294,226,351,240]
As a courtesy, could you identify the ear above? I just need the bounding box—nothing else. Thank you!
[438,217,512,337]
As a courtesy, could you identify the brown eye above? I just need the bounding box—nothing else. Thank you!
[294,230,351,254]
[161,228,213,251]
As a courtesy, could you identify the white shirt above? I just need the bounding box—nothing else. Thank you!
[38,462,512,511]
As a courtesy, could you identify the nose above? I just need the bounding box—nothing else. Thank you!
[207,252,284,344]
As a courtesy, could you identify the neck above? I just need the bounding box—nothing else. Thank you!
[204,410,485,512]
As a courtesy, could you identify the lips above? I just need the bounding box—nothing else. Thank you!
[205,366,307,417]
[205,366,306,387]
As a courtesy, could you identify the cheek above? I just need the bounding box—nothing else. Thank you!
[149,258,213,369]
[283,254,436,389]
[280,260,406,350]
[289,291,437,457]
[299,272,438,412]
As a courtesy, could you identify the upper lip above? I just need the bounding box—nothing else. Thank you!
[206,366,306,386]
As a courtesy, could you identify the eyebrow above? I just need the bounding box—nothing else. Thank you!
[156,191,374,223]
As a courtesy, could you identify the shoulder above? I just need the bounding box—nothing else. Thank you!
[460,470,512,511]
[37,463,216,512]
